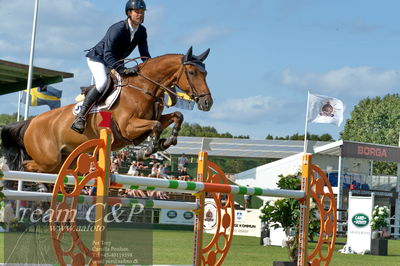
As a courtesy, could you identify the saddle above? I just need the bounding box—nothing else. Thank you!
[79,72,119,106]
[73,71,122,116]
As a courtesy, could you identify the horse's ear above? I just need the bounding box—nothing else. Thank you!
[184,46,193,62]
[197,48,210,62]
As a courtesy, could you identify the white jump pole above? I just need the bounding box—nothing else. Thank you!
[3,190,198,211]
[1,171,200,194]
[112,174,305,199]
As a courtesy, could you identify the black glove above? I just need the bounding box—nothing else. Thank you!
[124,66,139,76]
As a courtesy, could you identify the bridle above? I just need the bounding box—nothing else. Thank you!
[176,61,211,101]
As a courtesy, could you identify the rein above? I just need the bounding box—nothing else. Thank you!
[117,56,209,104]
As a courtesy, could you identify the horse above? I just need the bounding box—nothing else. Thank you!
[1,47,213,173]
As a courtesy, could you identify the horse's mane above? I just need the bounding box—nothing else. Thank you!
[148,53,183,61]
[131,53,183,70]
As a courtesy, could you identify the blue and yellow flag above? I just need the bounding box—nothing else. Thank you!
[21,86,62,110]
[164,91,195,110]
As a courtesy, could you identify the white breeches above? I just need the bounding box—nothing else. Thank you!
[87,57,108,93]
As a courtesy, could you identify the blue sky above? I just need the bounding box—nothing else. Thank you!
[1,0,400,140]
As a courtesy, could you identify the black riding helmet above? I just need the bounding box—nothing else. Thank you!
[125,0,146,15]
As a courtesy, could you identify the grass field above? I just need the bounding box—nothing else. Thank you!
[1,229,399,265]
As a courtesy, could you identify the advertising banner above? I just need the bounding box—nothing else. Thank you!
[159,209,195,225]
[347,193,374,253]
[203,199,261,237]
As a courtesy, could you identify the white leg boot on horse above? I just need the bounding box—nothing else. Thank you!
[71,88,101,134]
[157,111,184,151]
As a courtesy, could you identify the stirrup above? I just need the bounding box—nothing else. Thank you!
[71,116,86,134]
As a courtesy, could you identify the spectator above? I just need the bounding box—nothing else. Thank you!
[350,181,356,191]
[178,153,188,171]
[110,159,119,173]
[82,186,91,195]
[118,189,127,198]
[89,186,97,196]
[149,154,157,165]
[178,167,190,181]
[128,161,138,175]
[37,183,48,193]
[158,163,169,179]
[137,161,148,170]
[127,188,146,198]
[151,163,159,176]
[168,175,177,180]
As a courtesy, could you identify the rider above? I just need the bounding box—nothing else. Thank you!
[71,0,151,134]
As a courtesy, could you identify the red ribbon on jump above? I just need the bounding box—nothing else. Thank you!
[98,111,112,128]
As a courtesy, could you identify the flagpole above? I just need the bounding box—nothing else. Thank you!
[303,90,310,153]
[17,0,39,220]
[17,91,21,122]
[24,0,40,120]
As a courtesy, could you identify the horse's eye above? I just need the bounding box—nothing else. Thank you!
[188,70,196,76]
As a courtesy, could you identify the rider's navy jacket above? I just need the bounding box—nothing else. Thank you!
[86,19,150,72]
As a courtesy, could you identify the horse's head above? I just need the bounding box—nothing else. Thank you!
[176,47,213,111]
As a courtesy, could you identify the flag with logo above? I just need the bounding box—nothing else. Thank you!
[21,86,62,110]
[307,92,345,126]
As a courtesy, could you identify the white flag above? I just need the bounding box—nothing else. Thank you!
[307,93,345,126]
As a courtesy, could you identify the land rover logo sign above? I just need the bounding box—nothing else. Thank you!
[167,210,178,219]
[183,211,194,220]
[352,213,369,227]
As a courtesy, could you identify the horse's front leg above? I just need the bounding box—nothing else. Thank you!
[124,117,163,159]
[157,111,184,151]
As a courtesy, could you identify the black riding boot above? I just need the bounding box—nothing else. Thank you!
[71,87,101,134]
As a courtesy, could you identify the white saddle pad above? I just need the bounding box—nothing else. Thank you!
[73,72,122,116]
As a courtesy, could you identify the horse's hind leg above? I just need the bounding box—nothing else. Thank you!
[23,155,61,173]
[22,158,60,173]
[23,141,62,173]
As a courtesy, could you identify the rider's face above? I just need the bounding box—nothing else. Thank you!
[128,9,145,26]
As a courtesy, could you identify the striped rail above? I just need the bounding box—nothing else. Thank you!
[1,170,305,199]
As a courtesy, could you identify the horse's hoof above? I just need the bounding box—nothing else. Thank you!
[157,138,167,151]
[170,136,177,146]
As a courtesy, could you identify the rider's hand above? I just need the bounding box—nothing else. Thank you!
[124,66,139,76]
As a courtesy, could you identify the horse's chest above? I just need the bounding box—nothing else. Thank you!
[139,100,164,120]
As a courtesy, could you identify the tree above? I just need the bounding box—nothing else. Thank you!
[340,94,400,175]
[0,113,22,125]
[266,132,334,141]
[161,122,249,139]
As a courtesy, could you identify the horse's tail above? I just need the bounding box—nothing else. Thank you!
[1,120,31,170]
